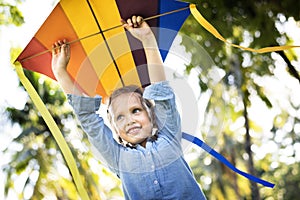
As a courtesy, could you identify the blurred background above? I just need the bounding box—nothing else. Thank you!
[1,0,300,199]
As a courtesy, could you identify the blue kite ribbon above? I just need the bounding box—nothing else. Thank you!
[182,132,275,188]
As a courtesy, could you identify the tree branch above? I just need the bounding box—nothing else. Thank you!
[276,50,300,83]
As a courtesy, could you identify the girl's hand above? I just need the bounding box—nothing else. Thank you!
[51,39,70,77]
[121,16,155,42]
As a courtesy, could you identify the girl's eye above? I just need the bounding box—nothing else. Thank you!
[116,115,124,121]
[133,108,141,114]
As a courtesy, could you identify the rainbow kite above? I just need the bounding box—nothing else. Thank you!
[16,0,191,97]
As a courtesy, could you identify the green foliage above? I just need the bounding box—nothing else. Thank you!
[3,67,124,198]
[4,51,123,198]
[1,2,122,198]
[0,0,24,26]
[2,0,300,199]
[180,0,300,199]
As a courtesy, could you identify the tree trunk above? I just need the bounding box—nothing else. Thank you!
[230,148,242,199]
[242,95,260,200]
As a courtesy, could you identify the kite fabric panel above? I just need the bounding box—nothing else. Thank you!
[16,0,190,98]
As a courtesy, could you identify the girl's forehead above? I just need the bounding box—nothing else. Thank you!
[114,92,141,102]
[110,92,143,111]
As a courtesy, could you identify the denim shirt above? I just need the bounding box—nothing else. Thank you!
[68,81,206,200]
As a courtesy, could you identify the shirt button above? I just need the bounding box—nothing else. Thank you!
[151,165,155,169]
[153,180,158,185]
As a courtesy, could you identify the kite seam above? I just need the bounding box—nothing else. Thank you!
[86,0,125,86]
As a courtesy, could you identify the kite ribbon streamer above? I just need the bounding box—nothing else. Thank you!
[182,132,275,188]
[190,4,300,53]
[14,64,90,200]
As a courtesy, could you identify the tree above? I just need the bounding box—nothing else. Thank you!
[3,64,118,199]
[0,0,24,26]
[1,1,123,199]
[181,0,300,199]
[2,0,300,199]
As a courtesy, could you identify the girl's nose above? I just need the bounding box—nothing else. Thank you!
[125,115,135,125]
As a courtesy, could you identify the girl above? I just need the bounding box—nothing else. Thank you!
[52,16,206,200]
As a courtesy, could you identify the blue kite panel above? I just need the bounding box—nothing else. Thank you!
[158,0,190,61]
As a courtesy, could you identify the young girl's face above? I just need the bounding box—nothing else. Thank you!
[109,92,153,146]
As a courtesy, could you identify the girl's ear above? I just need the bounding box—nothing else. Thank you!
[107,109,119,134]
[107,109,125,144]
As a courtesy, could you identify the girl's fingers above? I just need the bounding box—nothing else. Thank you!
[127,18,132,26]
[122,16,144,30]
[131,15,137,27]
[52,40,69,55]
[122,18,133,31]
[121,19,126,25]
[52,44,56,55]
[58,40,63,46]
[63,42,70,57]
[52,42,59,55]
[136,16,143,26]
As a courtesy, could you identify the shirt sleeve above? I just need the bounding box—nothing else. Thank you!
[67,94,120,170]
[143,81,182,142]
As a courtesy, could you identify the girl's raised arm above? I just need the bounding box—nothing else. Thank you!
[122,16,166,83]
[51,40,85,96]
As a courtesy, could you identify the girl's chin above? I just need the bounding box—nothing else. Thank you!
[128,130,150,137]
[127,129,141,136]
[128,134,150,142]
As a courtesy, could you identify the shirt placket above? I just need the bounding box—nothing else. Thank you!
[145,150,163,198]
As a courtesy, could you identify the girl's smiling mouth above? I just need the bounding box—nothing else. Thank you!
[127,126,142,135]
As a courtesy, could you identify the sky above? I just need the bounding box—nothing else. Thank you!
[0,0,57,109]
[1,0,300,199]
[0,1,58,199]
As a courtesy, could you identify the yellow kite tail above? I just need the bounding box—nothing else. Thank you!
[14,64,91,200]
[189,4,300,53]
